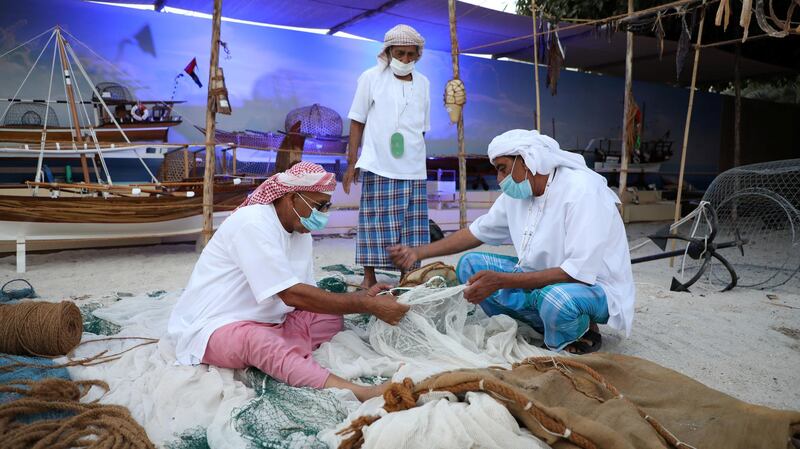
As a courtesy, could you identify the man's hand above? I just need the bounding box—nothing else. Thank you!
[463,270,507,304]
[365,283,392,297]
[342,166,359,195]
[365,293,409,325]
[387,245,419,271]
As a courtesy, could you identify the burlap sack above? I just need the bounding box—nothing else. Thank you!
[405,353,800,449]
[398,262,458,288]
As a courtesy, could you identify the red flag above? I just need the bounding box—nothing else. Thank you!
[184,58,202,88]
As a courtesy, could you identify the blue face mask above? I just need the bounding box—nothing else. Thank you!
[499,156,532,199]
[294,194,330,231]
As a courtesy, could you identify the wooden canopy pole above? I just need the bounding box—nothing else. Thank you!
[670,1,707,266]
[673,2,707,223]
[618,0,634,204]
[531,0,541,131]
[448,0,468,229]
[200,0,223,249]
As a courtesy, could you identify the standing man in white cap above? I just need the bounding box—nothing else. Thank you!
[388,129,635,355]
[343,24,431,288]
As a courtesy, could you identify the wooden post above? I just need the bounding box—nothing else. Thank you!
[232,145,237,175]
[673,2,707,223]
[618,0,634,203]
[670,1,707,266]
[532,0,541,131]
[221,147,228,174]
[183,146,190,179]
[55,28,91,183]
[200,0,223,249]
[448,0,467,229]
[733,42,741,167]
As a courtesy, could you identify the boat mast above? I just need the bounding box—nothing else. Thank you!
[55,26,91,183]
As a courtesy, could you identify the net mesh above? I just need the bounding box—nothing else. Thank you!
[80,302,122,336]
[232,369,350,449]
[285,104,343,139]
[3,102,60,126]
[695,159,800,290]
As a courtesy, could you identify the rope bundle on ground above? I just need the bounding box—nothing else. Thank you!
[0,377,155,449]
[0,301,83,356]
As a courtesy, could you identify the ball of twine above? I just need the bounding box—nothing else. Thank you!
[0,301,83,356]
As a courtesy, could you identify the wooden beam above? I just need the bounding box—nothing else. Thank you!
[618,0,634,203]
[200,0,223,249]
[448,0,467,229]
[326,0,408,35]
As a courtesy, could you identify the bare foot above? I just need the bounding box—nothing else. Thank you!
[324,374,389,402]
[351,382,390,402]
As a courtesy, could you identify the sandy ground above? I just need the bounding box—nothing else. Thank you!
[1,223,799,411]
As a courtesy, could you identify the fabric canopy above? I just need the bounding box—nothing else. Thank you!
[90,0,796,85]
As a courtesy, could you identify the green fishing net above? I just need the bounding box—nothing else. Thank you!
[232,368,349,449]
[164,427,210,449]
[79,302,121,336]
[317,276,348,293]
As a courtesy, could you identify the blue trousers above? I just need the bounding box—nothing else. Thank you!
[456,252,609,350]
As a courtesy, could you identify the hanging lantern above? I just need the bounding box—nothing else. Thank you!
[211,67,231,115]
[443,78,466,124]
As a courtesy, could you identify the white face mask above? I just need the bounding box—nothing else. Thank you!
[390,58,415,76]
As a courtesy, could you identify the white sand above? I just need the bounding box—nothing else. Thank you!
[2,224,798,411]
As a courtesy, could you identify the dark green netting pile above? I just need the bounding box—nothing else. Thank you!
[232,369,349,449]
[79,302,122,336]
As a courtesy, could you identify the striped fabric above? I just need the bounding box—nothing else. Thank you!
[356,171,429,269]
[456,252,609,350]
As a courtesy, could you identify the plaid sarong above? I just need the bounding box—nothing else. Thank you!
[456,252,609,350]
[356,171,429,269]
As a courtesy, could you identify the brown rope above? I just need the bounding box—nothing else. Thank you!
[0,301,82,357]
[336,415,381,449]
[0,377,155,449]
[0,336,159,374]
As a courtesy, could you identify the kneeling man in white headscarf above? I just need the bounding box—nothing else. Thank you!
[389,129,635,354]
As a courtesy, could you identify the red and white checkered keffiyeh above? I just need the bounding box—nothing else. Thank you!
[237,161,336,210]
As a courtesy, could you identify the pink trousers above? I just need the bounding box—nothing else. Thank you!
[202,311,343,388]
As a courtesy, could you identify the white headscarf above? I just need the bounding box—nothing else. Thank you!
[377,24,424,69]
[488,129,620,204]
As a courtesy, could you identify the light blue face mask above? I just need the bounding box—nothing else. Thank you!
[294,194,330,231]
[499,156,532,199]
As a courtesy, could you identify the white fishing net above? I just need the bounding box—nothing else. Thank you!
[65,280,555,449]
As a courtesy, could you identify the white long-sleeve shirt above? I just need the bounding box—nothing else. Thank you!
[469,167,635,336]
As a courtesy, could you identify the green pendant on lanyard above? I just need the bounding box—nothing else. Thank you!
[390,132,404,158]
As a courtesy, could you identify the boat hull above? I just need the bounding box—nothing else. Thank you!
[0,121,181,143]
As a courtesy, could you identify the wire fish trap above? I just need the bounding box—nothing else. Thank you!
[284,104,348,155]
[3,102,61,127]
[699,160,800,290]
[92,82,135,103]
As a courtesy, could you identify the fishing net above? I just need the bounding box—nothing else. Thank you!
[79,302,122,336]
[368,282,550,377]
[694,159,800,290]
[0,279,36,302]
[232,368,355,449]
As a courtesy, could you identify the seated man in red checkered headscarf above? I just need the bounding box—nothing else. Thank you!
[168,162,408,401]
